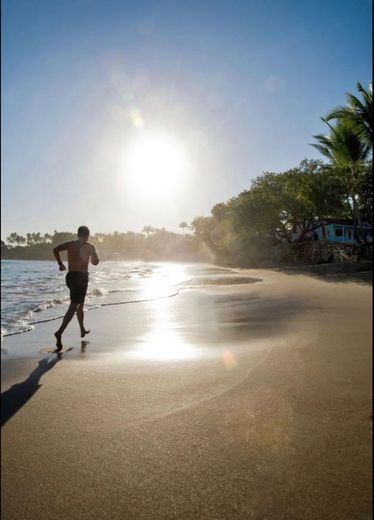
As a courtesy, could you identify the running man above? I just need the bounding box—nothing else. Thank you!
[53,226,99,351]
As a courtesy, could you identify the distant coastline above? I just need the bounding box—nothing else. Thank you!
[1,230,211,264]
[2,249,372,284]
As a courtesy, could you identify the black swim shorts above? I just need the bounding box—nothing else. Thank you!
[66,271,89,303]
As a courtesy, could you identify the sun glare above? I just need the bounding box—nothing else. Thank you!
[123,132,188,198]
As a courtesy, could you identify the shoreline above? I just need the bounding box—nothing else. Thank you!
[2,267,372,519]
[2,255,372,269]
[2,260,371,346]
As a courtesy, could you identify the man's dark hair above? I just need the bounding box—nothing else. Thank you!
[77,226,89,238]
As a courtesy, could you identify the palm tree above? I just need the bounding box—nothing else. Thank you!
[26,233,33,246]
[92,232,106,244]
[179,222,188,235]
[312,119,370,243]
[324,82,373,148]
[142,226,155,238]
[6,233,19,246]
[33,232,43,244]
[7,233,26,246]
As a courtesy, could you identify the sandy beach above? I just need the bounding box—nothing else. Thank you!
[1,265,372,520]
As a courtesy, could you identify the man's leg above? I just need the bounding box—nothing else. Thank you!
[76,302,90,338]
[55,302,79,350]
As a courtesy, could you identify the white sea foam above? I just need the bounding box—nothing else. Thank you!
[1,260,189,338]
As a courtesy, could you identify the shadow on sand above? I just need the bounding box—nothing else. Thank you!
[270,260,372,285]
[277,267,372,284]
[1,356,61,427]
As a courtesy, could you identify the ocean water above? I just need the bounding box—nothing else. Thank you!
[1,260,190,338]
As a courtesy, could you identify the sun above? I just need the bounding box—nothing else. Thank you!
[123,132,188,198]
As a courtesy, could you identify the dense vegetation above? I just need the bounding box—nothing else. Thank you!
[192,82,372,265]
[1,228,210,263]
[2,83,372,266]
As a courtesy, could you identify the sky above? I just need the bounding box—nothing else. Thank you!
[1,0,372,237]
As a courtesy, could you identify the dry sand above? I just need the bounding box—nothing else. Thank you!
[1,266,372,520]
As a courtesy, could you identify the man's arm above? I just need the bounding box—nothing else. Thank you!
[53,242,70,271]
[91,245,99,266]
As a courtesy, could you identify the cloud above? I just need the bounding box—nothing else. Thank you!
[264,74,285,94]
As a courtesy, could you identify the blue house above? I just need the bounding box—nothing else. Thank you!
[313,219,372,244]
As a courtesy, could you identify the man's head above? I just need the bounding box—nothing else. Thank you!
[77,226,90,242]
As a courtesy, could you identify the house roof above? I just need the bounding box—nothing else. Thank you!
[323,218,372,228]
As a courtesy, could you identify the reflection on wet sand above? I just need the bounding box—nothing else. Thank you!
[139,263,189,300]
[129,297,200,361]
[127,264,199,361]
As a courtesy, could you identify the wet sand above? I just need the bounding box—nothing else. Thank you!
[1,267,372,519]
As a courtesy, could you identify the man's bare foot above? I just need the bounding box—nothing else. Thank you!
[54,332,63,352]
[81,329,90,338]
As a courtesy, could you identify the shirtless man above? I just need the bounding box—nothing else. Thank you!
[53,226,99,351]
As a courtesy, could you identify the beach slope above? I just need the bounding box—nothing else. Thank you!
[1,267,372,520]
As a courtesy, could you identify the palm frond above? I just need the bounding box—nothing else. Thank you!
[324,106,352,121]
[323,82,372,148]
[346,92,365,112]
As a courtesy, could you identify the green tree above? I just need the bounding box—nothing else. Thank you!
[356,162,373,222]
[230,160,345,243]
[191,159,349,265]
[33,232,43,245]
[6,233,26,246]
[312,120,370,243]
[26,233,34,246]
[92,232,106,244]
[324,82,373,148]
[142,226,155,238]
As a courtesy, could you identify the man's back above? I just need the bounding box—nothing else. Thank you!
[60,240,97,272]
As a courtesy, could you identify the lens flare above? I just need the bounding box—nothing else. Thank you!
[129,109,144,129]
[222,349,237,369]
